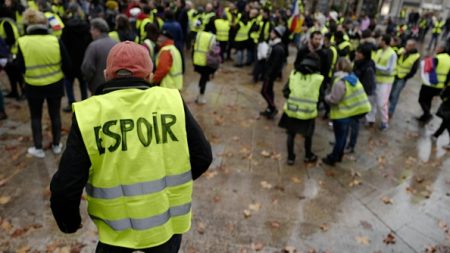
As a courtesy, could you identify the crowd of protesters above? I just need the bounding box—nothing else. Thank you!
[0,0,449,165]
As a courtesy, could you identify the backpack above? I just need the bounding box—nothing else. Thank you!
[206,42,221,70]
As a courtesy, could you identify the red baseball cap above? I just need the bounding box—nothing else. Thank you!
[105,41,153,80]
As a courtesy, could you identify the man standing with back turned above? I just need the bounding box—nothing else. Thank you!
[50,41,212,252]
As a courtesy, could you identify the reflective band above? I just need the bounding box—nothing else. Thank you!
[288,97,318,104]
[169,72,183,77]
[26,62,61,70]
[338,99,370,110]
[25,68,63,79]
[87,170,192,199]
[194,34,214,54]
[91,202,192,231]
[287,103,316,113]
[343,89,365,101]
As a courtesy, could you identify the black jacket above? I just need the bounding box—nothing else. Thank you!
[50,78,213,234]
[264,41,286,80]
[354,59,376,96]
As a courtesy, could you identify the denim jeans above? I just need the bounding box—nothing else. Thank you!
[388,78,406,116]
[347,117,360,149]
[328,118,352,162]
[64,76,88,105]
[95,234,182,253]
[235,49,246,65]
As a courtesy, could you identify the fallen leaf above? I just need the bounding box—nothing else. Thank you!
[232,136,239,141]
[186,247,197,253]
[421,190,431,199]
[261,150,271,157]
[291,176,301,184]
[425,245,437,253]
[438,220,449,233]
[282,246,297,253]
[320,223,329,232]
[274,185,285,192]
[248,203,261,212]
[415,177,425,183]
[212,195,221,203]
[70,243,86,253]
[260,181,273,189]
[351,170,362,178]
[383,232,396,245]
[0,196,11,205]
[406,187,417,194]
[271,153,282,160]
[355,236,370,245]
[270,221,280,229]
[307,249,317,253]
[381,197,394,205]
[243,209,251,218]
[348,179,362,187]
[1,219,12,232]
[11,228,29,238]
[16,245,30,253]
[251,242,264,251]
[196,222,206,234]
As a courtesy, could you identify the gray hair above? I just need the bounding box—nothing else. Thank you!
[90,18,110,33]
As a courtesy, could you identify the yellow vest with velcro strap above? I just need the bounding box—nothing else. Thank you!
[235,21,251,42]
[18,35,63,86]
[432,20,444,34]
[337,40,352,59]
[374,47,396,84]
[330,77,372,120]
[283,71,324,120]
[396,51,420,79]
[73,87,192,249]
[0,18,20,55]
[425,53,450,89]
[193,31,214,66]
[214,19,230,42]
[156,45,183,90]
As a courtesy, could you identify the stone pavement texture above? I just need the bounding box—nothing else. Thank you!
[0,48,450,253]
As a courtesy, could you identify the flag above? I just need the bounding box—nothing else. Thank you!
[289,0,302,33]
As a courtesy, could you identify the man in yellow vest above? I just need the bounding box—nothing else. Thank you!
[214,14,230,61]
[417,43,450,123]
[335,31,352,59]
[193,28,216,104]
[428,16,445,51]
[50,41,212,252]
[388,39,420,117]
[152,30,183,90]
[366,34,397,131]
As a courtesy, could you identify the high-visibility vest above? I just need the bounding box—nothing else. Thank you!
[188,9,200,32]
[250,17,260,43]
[419,19,428,29]
[396,50,420,79]
[214,19,230,42]
[156,45,183,90]
[259,20,271,42]
[374,47,397,84]
[137,17,153,42]
[201,12,215,31]
[337,40,352,59]
[51,4,65,18]
[44,12,64,37]
[283,71,324,120]
[235,21,251,42]
[432,20,445,34]
[108,31,139,43]
[328,46,338,78]
[73,87,192,249]
[310,26,328,35]
[18,35,63,86]
[143,39,156,63]
[425,53,450,89]
[0,18,20,55]
[27,0,38,10]
[193,31,214,66]
[330,77,372,120]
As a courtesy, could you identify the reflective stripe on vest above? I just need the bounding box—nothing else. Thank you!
[193,31,214,66]
[425,53,450,89]
[235,21,251,42]
[18,35,63,86]
[330,78,372,119]
[73,87,192,249]
[0,18,20,55]
[283,71,324,120]
[396,52,420,79]
[214,19,230,41]
[156,45,183,90]
[374,47,396,84]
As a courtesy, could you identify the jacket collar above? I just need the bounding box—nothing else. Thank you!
[95,78,154,95]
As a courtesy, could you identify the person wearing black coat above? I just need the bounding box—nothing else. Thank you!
[260,26,286,119]
[432,86,450,150]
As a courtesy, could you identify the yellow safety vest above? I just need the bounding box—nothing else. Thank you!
[143,39,156,63]
[374,47,396,84]
[0,18,20,55]
[108,31,138,43]
[235,21,251,42]
[337,40,352,59]
[44,12,64,37]
[259,20,271,42]
[250,17,261,43]
[425,53,450,89]
[396,51,420,79]
[201,12,215,31]
[214,19,230,42]
[137,17,153,42]
[188,10,200,32]
[330,77,372,120]
[18,35,63,86]
[193,31,214,66]
[27,0,38,10]
[432,20,445,34]
[73,87,192,249]
[419,19,428,29]
[284,71,324,120]
[156,45,183,90]
[51,4,65,17]
[329,46,338,78]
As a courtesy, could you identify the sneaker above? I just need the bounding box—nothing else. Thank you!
[27,147,45,158]
[287,154,296,166]
[379,123,389,131]
[321,156,336,166]
[304,154,318,163]
[195,94,207,104]
[260,108,278,119]
[52,143,63,154]
[415,114,432,123]
[443,144,450,150]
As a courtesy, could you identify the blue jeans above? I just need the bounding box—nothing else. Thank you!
[235,49,246,65]
[347,117,360,149]
[64,76,88,105]
[328,118,352,162]
[388,78,406,115]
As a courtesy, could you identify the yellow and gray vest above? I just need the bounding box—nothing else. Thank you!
[337,40,352,59]
[193,31,214,66]
[425,53,450,89]
[330,77,372,120]
[201,12,215,31]
[374,47,397,84]
[432,20,445,34]
[328,46,338,78]
[73,87,192,249]
[284,71,324,120]
[396,50,420,79]
[235,21,251,42]
[18,35,63,86]
[0,18,20,55]
[214,19,230,42]
[156,44,183,90]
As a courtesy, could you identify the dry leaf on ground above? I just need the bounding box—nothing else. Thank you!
[251,242,264,251]
[261,150,271,157]
[381,197,394,205]
[283,246,297,253]
[291,176,301,184]
[320,223,329,232]
[196,222,206,234]
[348,179,362,187]
[260,181,273,189]
[248,203,261,212]
[383,233,396,244]
[243,209,251,218]
[0,196,11,205]
[355,236,370,245]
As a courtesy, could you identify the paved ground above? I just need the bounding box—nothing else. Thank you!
[0,44,450,253]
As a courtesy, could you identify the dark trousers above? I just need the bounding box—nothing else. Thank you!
[64,73,88,105]
[418,85,442,117]
[261,77,276,111]
[347,117,360,149]
[4,60,24,97]
[27,96,62,148]
[199,72,210,94]
[252,59,266,83]
[433,119,450,138]
[287,131,313,159]
[0,89,4,112]
[328,118,352,162]
[96,235,182,253]
[218,41,228,61]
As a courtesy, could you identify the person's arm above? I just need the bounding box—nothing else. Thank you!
[325,79,346,105]
[59,39,72,78]
[151,50,173,85]
[282,79,291,98]
[376,53,397,73]
[337,45,350,57]
[183,101,212,180]
[404,58,420,80]
[3,21,16,47]
[16,46,25,74]
[50,114,91,233]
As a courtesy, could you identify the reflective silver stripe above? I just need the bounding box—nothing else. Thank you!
[91,202,192,231]
[287,104,315,113]
[338,99,370,110]
[25,68,62,79]
[26,62,61,70]
[86,170,192,199]
[342,89,365,102]
[169,72,183,77]
[288,97,317,104]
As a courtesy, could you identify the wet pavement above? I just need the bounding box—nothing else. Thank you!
[1,45,450,253]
